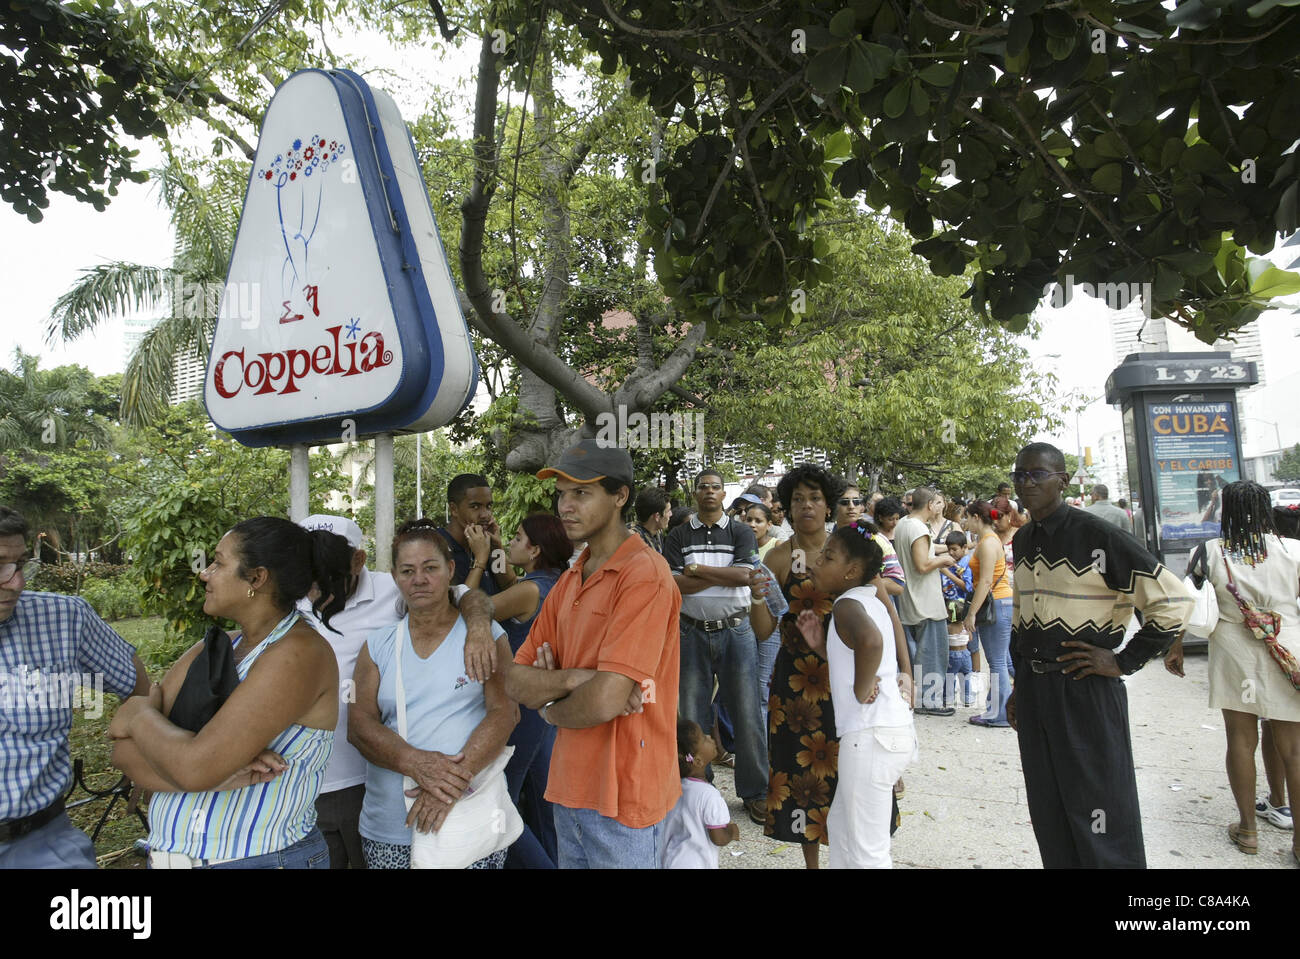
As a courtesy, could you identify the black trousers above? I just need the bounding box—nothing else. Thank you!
[314,783,366,870]
[1013,655,1146,868]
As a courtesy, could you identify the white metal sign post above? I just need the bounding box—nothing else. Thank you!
[207,69,478,567]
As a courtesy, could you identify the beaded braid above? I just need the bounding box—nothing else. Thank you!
[1219,481,1277,563]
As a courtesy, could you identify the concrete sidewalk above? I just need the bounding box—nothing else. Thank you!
[714,650,1296,869]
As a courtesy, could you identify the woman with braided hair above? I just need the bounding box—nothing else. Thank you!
[1165,481,1300,863]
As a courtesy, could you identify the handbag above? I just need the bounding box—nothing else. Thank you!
[1182,543,1219,639]
[974,566,1007,627]
[168,624,239,732]
[1222,548,1300,693]
[394,617,523,868]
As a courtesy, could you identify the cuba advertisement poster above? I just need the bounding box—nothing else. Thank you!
[1147,399,1240,545]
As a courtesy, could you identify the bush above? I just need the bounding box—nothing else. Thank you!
[27,561,132,595]
[79,576,144,622]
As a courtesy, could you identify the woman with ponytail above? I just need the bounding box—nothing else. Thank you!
[111,517,352,868]
[963,499,1014,728]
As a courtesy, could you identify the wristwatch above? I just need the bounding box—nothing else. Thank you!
[540,700,558,725]
[687,563,699,576]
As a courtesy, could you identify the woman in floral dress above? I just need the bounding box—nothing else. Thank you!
[751,465,842,869]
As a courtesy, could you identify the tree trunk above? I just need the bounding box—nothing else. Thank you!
[458,29,709,474]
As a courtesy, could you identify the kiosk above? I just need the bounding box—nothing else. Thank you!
[1105,352,1258,579]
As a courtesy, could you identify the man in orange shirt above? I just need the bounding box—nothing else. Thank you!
[504,439,681,868]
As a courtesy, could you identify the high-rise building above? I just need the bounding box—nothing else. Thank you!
[1094,428,1130,502]
[1109,301,1266,390]
[121,315,207,406]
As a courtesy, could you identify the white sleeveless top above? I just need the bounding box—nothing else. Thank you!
[828,585,913,735]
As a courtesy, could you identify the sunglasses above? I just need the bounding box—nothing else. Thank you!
[839,497,864,506]
[1011,469,1067,485]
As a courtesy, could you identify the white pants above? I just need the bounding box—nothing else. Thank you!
[828,724,916,869]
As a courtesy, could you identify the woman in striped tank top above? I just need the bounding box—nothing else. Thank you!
[110,517,352,868]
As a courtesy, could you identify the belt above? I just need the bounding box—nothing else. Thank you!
[680,612,747,632]
[1029,659,1068,673]
[149,849,243,869]
[0,797,65,844]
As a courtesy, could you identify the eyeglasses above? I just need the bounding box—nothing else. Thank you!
[0,560,40,584]
[839,498,864,506]
[1011,469,1067,486]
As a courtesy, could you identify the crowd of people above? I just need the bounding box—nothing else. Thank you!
[2,439,1298,870]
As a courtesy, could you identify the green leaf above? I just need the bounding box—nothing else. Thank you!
[909,79,930,115]
[823,130,852,161]
[845,43,875,93]
[1249,266,1300,298]
[1180,142,1224,174]
[918,62,957,87]
[807,46,849,94]
[883,81,910,119]
[1093,132,1124,159]
[1090,163,1123,194]
[861,42,894,79]
[829,8,859,37]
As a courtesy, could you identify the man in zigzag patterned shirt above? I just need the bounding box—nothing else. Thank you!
[1006,443,1194,869]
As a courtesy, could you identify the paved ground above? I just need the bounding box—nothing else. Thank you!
[714,648,1297,869]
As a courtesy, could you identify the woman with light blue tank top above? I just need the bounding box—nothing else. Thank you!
[349,520,518,869]
[110,517,353,868]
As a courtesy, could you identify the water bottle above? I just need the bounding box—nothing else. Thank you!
[754,562,788,619]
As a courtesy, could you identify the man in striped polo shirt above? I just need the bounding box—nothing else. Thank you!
[664,469,766,826]
[1007,443,1193,868]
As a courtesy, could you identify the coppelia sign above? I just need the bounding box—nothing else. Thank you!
[205,68,477,446]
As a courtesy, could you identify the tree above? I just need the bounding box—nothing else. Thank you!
[121,400,350,646]
[47,157,247,426]
[1274,444,1300,484]
[0,350,115,450]
[542,0,1300,342]
[0,355,127,562]
[707,207,1052,487]
[1,0,170,221]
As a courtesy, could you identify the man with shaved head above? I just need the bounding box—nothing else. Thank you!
[1008,443,1193,868]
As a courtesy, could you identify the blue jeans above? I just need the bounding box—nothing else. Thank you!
[147,827,330,869]
[679,617,766,800]
[976,598,1014,724]
[504,704,557,869]
[903,618,949,709]
[757,629,780,724]
[0,812,96,869]
[553,805,664,868]
[946,649,973,707]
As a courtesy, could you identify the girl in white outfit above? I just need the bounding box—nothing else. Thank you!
[661,719,739,868]
[798,522,917,868]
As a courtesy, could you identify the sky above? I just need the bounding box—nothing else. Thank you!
[3,24,1296,466]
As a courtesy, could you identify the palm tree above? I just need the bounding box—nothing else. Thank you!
[46,155,242,426]
[0,349,111,451]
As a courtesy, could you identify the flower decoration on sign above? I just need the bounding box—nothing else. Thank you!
[253,133,350,323]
